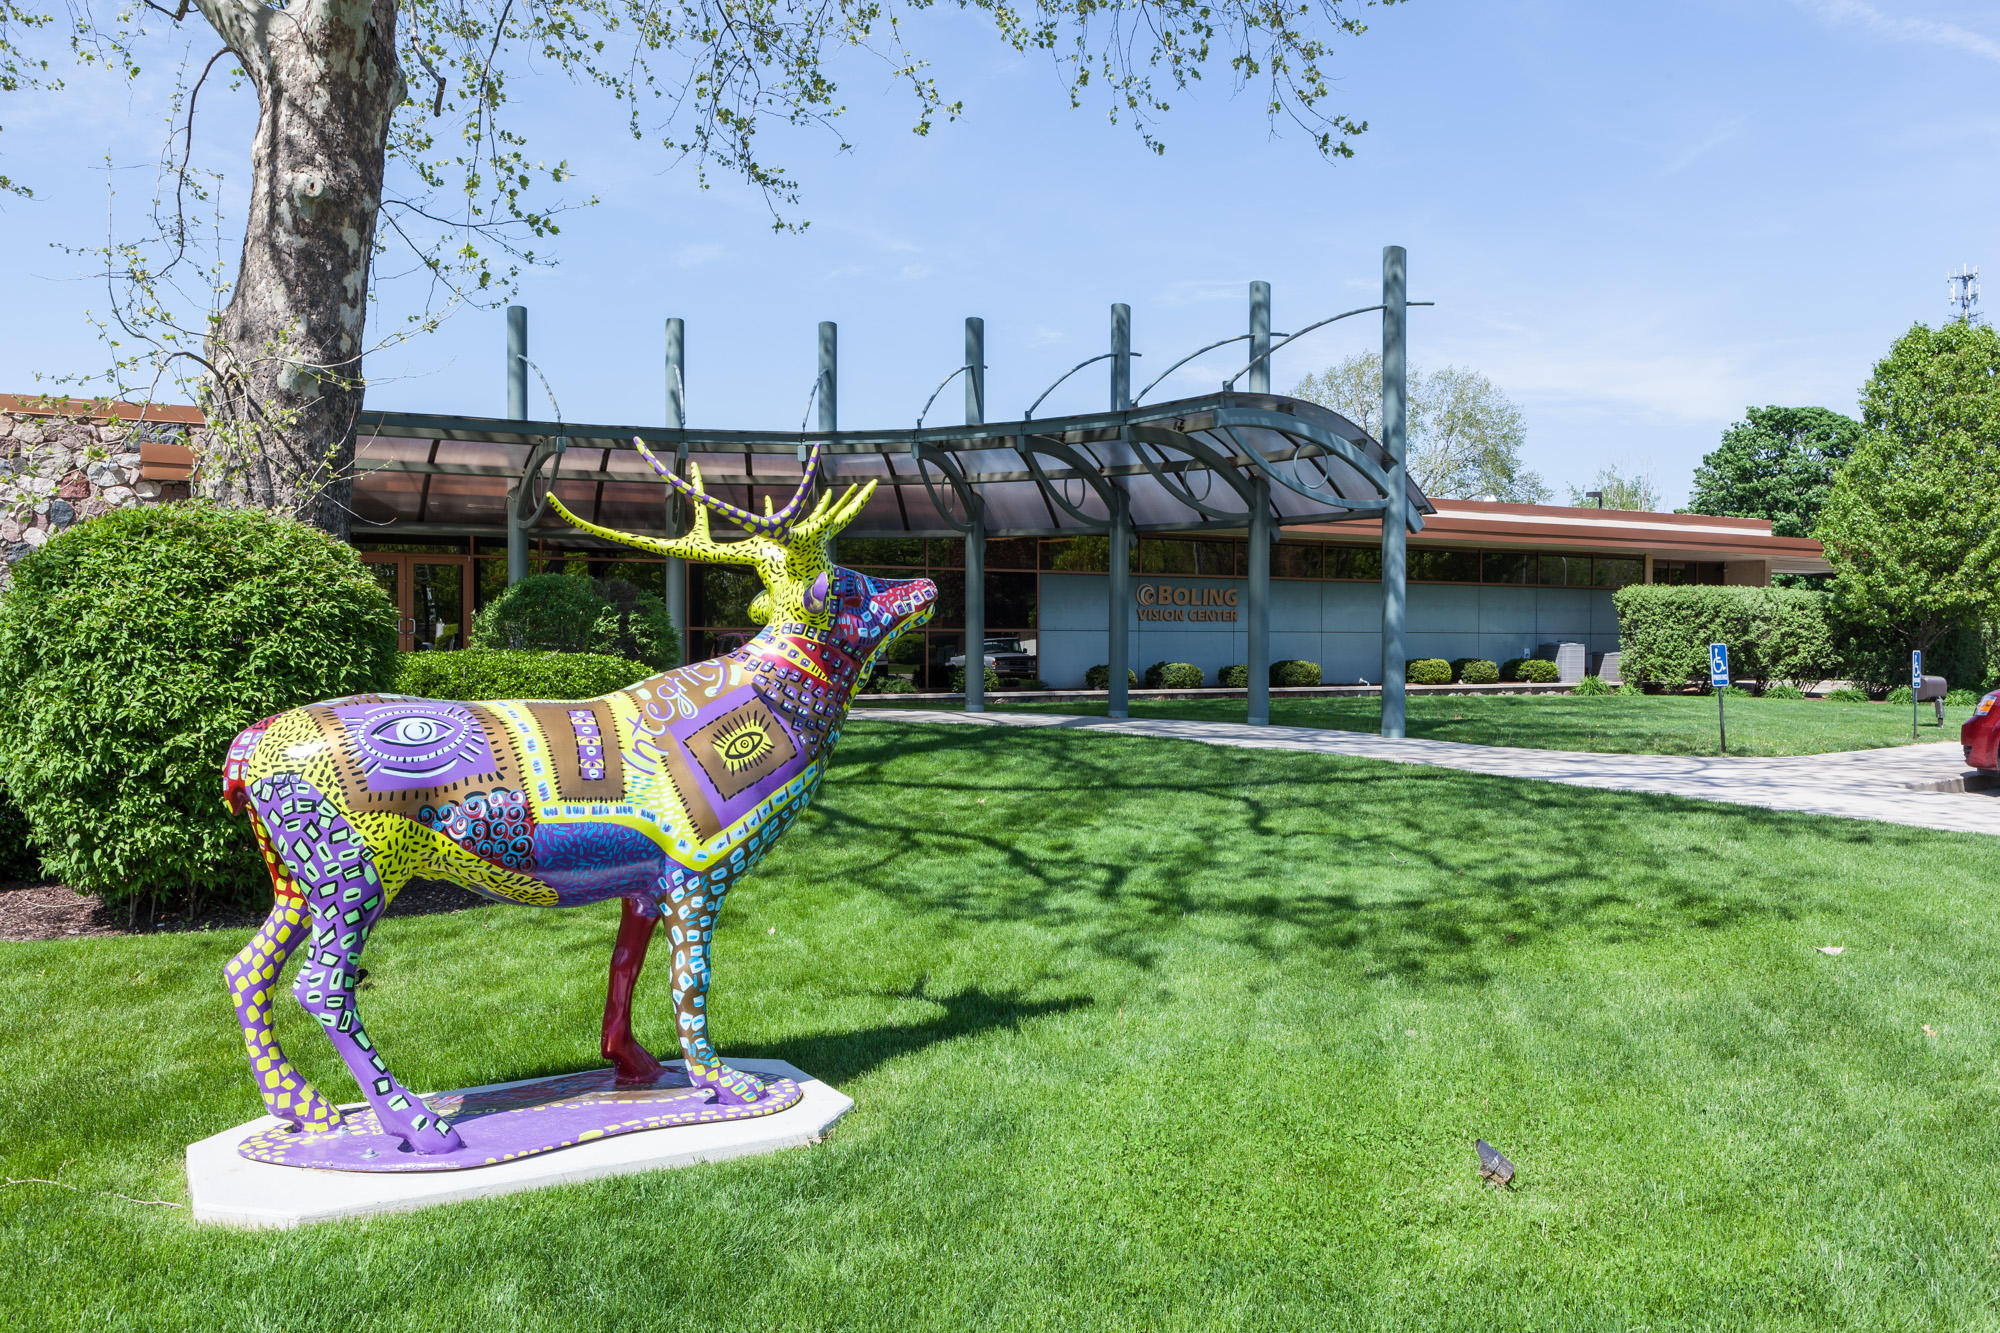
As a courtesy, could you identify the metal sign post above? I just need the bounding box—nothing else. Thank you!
[1912,649,1923,739]
[1710,643,1731,754]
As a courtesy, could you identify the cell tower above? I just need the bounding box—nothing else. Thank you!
[1948,264,1982,324]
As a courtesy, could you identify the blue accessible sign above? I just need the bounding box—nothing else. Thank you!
[1709,643,1730,689]
[1912,649,1923,688]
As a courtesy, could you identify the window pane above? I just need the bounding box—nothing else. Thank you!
[1195,539,1243,577]
[1411,549,1480,583]
[842,537,927,567]
[927,539,965,569]
[986,571,1038,628]
[1272,542,1321,579]
[1482,551,1529,585]
[929,569,966,629]
[1326,546,1383,580]
[985,537,1037,570]
[1042,536,1110,572]
[1141,539,1198,574]
[1594,556,1643,589]
[691,564,762,626]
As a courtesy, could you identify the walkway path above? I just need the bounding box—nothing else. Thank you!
[860,709,2000,838]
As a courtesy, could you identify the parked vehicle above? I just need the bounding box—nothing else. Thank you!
[945,635,1039,678]
[1962,691,2000,771]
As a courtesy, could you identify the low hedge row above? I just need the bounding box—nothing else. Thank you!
[1086,665,1140,689]
[1407,658,1451,685]
[949,665,1004,694]
[395,648,654,701]
[1453,658,1500,685]
[1500,657,1561,683]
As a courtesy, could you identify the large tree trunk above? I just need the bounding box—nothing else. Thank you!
[195,0,404,537]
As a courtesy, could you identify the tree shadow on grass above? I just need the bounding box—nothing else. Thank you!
[806,721,1966,987]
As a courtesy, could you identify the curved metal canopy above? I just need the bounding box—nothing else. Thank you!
[347,391,1432,543]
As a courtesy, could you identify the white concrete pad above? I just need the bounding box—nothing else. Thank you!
[186,1059,850,1229]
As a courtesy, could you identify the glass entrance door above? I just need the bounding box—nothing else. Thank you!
[362,554,472,651]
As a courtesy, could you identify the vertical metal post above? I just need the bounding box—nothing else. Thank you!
[663,316,688,665]
[1108,302,1133,718]
[1108,494,1131,719]
[965,317,986,426]
[506,305,529,587]
[1248,281,1272,395]
[818,320,838,565]
[1380,247,1409,738]
[1248,475,1271,725]
[1110,303,1132,411]
[963,316,986,713]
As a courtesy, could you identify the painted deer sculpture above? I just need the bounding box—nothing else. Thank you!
[221,443,935,1154]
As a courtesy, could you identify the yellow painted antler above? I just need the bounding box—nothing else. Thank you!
[545,459,766,567]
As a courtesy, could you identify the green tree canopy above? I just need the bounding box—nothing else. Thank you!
[1816,320,2000,652]
[1687,406,1862,537]
[1291,352,1547,502]
[1565,465,1658,512]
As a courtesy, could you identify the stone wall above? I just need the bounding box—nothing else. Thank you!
[0,411,189,586]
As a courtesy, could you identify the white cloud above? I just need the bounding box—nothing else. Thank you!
[674,242,725,269]
[898,263,935,280]
[1792,0,2000,66]
[1028,326,1067,348]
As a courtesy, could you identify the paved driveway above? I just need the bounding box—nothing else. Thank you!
[861,709,2000,838]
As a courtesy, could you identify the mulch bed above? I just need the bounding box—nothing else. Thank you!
[0,878,491,944]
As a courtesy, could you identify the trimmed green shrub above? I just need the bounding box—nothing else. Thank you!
[1407,658,1451,685]
[1762,683,1806,700]
[0,776,38,881]
[1612,584,1837,690]
[1886,685,1914,705]
[395,649,652,701]
[1144,661,1206,689]
[950,665,1003,694]
[1218,664,1250,688]
[1515,659,1560,683]
[1453,658,1500,685]
[1500,657,1554,682]
[1085,664,1139,689]
[472,574,679,668]
[872,675,918,694]
[1271,659,1322,687]
[1573,674,1612,696]
[1947,687,1982,705]
[1825,686,1871,703]
[0,503,398,907]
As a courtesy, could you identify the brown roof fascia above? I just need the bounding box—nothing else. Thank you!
[0,393,204,426]
[1424,498,1773,533]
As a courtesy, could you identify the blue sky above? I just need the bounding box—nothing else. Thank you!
[3,0,1998,508]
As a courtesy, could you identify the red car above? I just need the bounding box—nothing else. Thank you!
[1962,692,2000,771]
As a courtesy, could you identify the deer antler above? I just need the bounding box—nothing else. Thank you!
[545,459,765,567]
[634,438,820,538]
[790,478,877,549]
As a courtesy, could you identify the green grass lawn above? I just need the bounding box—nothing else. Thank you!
[943,690,1974,757]
[7,720,2000,1329]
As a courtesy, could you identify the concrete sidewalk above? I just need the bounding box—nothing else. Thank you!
[859,709,2000,838]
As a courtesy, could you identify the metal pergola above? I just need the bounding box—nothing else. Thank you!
[351,248,1430,732]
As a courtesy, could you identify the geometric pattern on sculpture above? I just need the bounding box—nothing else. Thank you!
[219,443,936,1164]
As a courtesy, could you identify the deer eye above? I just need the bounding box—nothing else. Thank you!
[390,718,448,745]
[803,572,831,615]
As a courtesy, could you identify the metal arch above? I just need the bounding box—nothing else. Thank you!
[1013,433,1119,531]
[1133,331,1288,406]
[1204,406,1399,503]
[1210,419,1417,529]
[908,441,981,535]
[1122,424,1260,521]
[1219,302,1434,391]
[915,363,974,430]
[1024,351,1142,420]
[515,435,569,524]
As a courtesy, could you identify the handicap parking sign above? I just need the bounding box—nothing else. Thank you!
[1709,643,1730,689]
[1912,649,1923,688]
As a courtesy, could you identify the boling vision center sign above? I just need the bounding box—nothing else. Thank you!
[1136,581,1241,624]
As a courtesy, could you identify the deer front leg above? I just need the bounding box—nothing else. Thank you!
[601,896,667,1084]
[667,889,765,1105]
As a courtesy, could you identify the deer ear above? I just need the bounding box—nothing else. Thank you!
[802,572,831,616]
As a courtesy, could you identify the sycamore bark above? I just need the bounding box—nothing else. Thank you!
[193,0,404,537]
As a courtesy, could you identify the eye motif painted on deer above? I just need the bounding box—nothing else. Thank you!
[338,701,493,787]
[709,714,776,775]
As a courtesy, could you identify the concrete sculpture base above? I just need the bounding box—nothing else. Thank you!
[187,1058,848,1228]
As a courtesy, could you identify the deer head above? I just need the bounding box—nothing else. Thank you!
[546,440,936,667]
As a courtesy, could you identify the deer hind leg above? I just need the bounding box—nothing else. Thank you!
[666,880,765,1105]
[602,896,667,1084]
[254,773,464,1155]
[226,895,342,1132]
